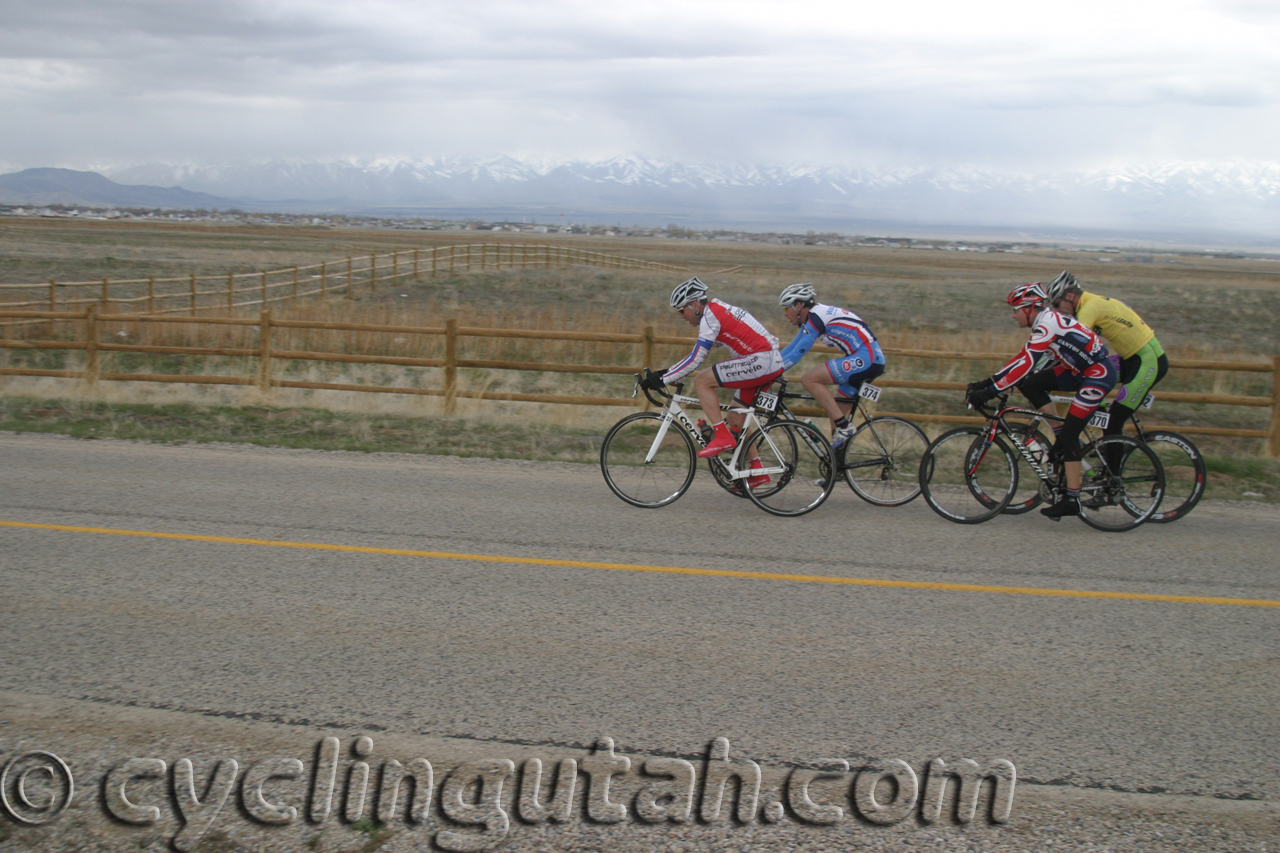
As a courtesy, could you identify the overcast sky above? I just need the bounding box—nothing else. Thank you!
[2,0,1277,173]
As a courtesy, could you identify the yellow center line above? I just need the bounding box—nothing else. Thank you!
[3,519,1278,608]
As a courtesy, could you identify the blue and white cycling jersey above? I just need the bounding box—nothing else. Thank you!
[780,303,885,370]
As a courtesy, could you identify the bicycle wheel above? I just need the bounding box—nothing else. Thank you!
[919,427,1018,524]
[600,412,696,508]
[999,423,1054,515]
[840,416,929,506]
[1142,430,1206,523]
[1077,436,1165,532]
[742,420,836,517]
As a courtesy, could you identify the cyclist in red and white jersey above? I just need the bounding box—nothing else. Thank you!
[640,277,784,465]
[966,283,1117,520]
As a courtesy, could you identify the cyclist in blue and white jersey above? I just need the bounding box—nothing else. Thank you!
[777,283,885,449]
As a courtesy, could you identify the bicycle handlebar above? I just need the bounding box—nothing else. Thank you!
[633,370,683,408]
[967,390,1010,419]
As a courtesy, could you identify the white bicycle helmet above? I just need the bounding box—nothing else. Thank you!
[670,276,709,309]
[778,283,817,307]
[1045,270,1079,305]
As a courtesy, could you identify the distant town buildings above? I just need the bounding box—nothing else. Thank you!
[0,203,1266,260]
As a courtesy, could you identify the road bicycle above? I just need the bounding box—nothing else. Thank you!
[600,370,837,517]
[999,393,1206,523]
[773,382,929,506]
[918,392,1166,531]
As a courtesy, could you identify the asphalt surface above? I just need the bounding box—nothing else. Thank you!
[1,433,1276,850]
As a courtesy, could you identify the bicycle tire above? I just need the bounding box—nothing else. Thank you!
[1076,436,1165,532]
[999,423,1054,515]
[919,427,1018,524]
[840,416,928,506]
[742,420,836,517]
[1142,430,1206,523]
[600,412,696,508]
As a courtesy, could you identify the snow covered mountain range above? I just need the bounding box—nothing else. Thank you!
[63,157,1280,240]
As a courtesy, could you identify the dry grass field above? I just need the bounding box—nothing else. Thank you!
[2,217,1277,491]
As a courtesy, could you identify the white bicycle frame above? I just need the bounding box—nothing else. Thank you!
[645,392,788,482]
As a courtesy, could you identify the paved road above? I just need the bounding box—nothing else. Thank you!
[1,433,1276,849]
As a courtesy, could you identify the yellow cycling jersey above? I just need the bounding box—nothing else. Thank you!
[1073,291,1155,358]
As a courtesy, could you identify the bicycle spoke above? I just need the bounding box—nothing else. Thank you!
[1076,436,1164,531]
[841,416,928,506]
[743,420,836,516]
[600,412,696,508]
[919,427,1017,524]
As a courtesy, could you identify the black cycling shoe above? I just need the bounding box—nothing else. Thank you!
[1040,494,1080,521]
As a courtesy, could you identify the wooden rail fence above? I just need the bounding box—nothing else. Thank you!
[1,308,1276,456]
[0,244,692,322]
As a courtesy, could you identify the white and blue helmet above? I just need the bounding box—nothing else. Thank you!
[670,276,709,309]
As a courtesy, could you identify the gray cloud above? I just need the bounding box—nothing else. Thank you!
[1,0,1277,171]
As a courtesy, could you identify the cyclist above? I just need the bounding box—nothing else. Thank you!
[966,283,1117,520]
[1044,271,1169,443]
[640,278,783,483]
[777,283,885,450]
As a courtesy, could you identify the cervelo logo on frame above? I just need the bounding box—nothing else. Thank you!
[3,737,1016,851]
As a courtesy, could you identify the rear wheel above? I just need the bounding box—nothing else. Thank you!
[1076,436,1165,532]
[1142,430,1205,523]
[840,416,928,506]
[919,427,1018,524]
[742,420,836,517]
[600,412,696,508]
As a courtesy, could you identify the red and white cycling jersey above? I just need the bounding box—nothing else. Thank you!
[662,299,779,384]
[992,309,1110,391]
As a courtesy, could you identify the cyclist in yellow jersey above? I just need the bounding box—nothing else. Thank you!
[1043,271,1169,441]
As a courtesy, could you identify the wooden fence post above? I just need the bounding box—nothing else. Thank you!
[84,305,99,391]
[48,279,57,312]
[260,271,268,306]
[258,309,273,396]
[101,277,110,312]
[444,317,458,415]
[147,276,155,314]
[1271,355,1280,459]
[189,273,197,314]
[370,254,377,292]
[292,266,299,305]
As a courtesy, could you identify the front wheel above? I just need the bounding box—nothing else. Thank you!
[600,412,696,508]
[1076,436,1165,532]
[742,420,836,517]
[919,427,1018,524]
[840,416,929,506]
[1000,423,1054,515]
[1142,430,1206,523]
